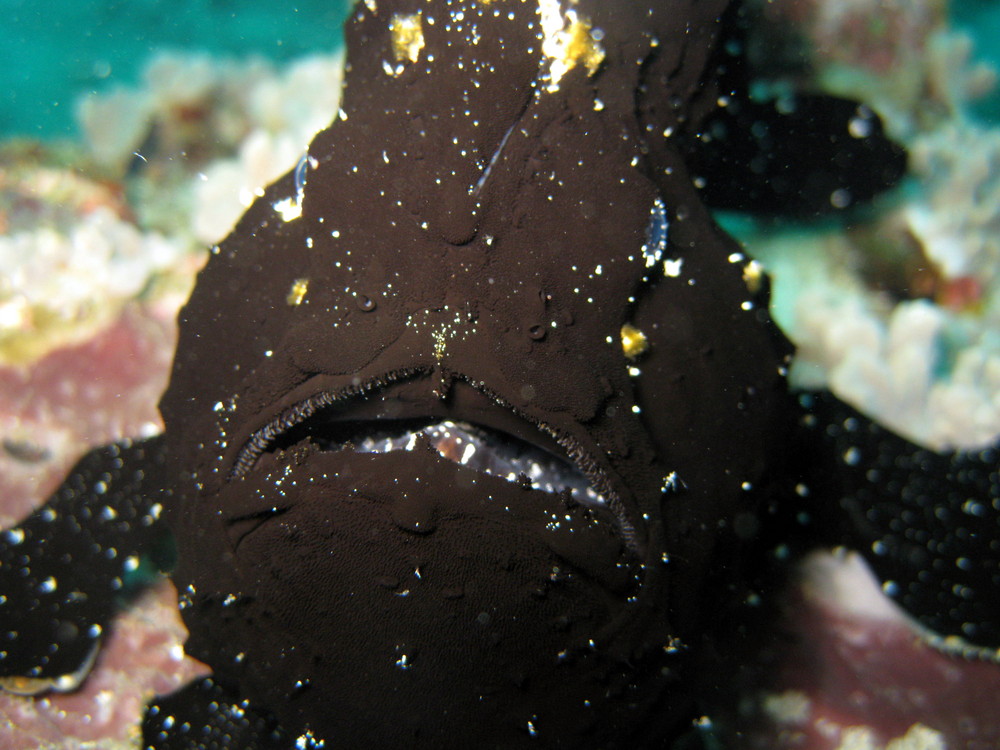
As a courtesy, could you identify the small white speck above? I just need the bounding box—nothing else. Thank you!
[4,529,24,545]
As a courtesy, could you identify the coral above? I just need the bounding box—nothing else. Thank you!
[757,0,996,136]
[77,50,344,245]
[0,306,197,749]
[741,0,1000,451]
[0,582,209,750]
[730,550,1000,749]
[0,308,174,527]
[768,0,947,74]
[751,216,1000,452]
[76,52,274,177]
[0,48,346,368]
[768,182,1000,451]
[0,207,190,364]
[0,46,345,747]
[791,293,1000,450]
[0,149,199,366]
[190,53,346,243]
[903,122,1000,287]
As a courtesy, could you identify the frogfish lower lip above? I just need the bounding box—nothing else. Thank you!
[228,371,640,547]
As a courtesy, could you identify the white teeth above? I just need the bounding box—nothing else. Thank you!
[460,442,476,465]
[349,419,606,507]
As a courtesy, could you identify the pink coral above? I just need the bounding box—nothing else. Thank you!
[732,551,1000,749]
[0,304,207,747]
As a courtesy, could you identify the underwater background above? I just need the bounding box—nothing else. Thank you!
[1,0,997,138]
[0,0,352,138]
[0,0,999,748]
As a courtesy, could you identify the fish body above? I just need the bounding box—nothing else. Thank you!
[160,1,787,744]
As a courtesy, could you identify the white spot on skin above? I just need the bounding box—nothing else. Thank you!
[460,442,476,465]
[273,196,303,222]
[4,529,24,545]
[663,258,683,278]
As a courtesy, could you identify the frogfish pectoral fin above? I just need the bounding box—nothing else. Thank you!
[786,390,1000,655]
[0,436,171,688]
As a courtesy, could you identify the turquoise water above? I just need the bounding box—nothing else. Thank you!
[953,0,1000,121]
[0,0,351,137]
[0,0,996,138]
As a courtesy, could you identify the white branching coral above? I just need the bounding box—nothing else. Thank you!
[0,206,187,362]
[3,48,346,364]
[77,50,345,243]
[904,122,1000,285]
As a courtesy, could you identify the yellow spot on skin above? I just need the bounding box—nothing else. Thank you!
[286,278,310,306]
[433,327,448,360]
[390,13,425,65]
[538,0,605,92]
[620,323,648,360]
[742,259,765,294]
[563,17,604,74]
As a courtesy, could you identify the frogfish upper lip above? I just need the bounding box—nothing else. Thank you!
[227,369,641,550]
